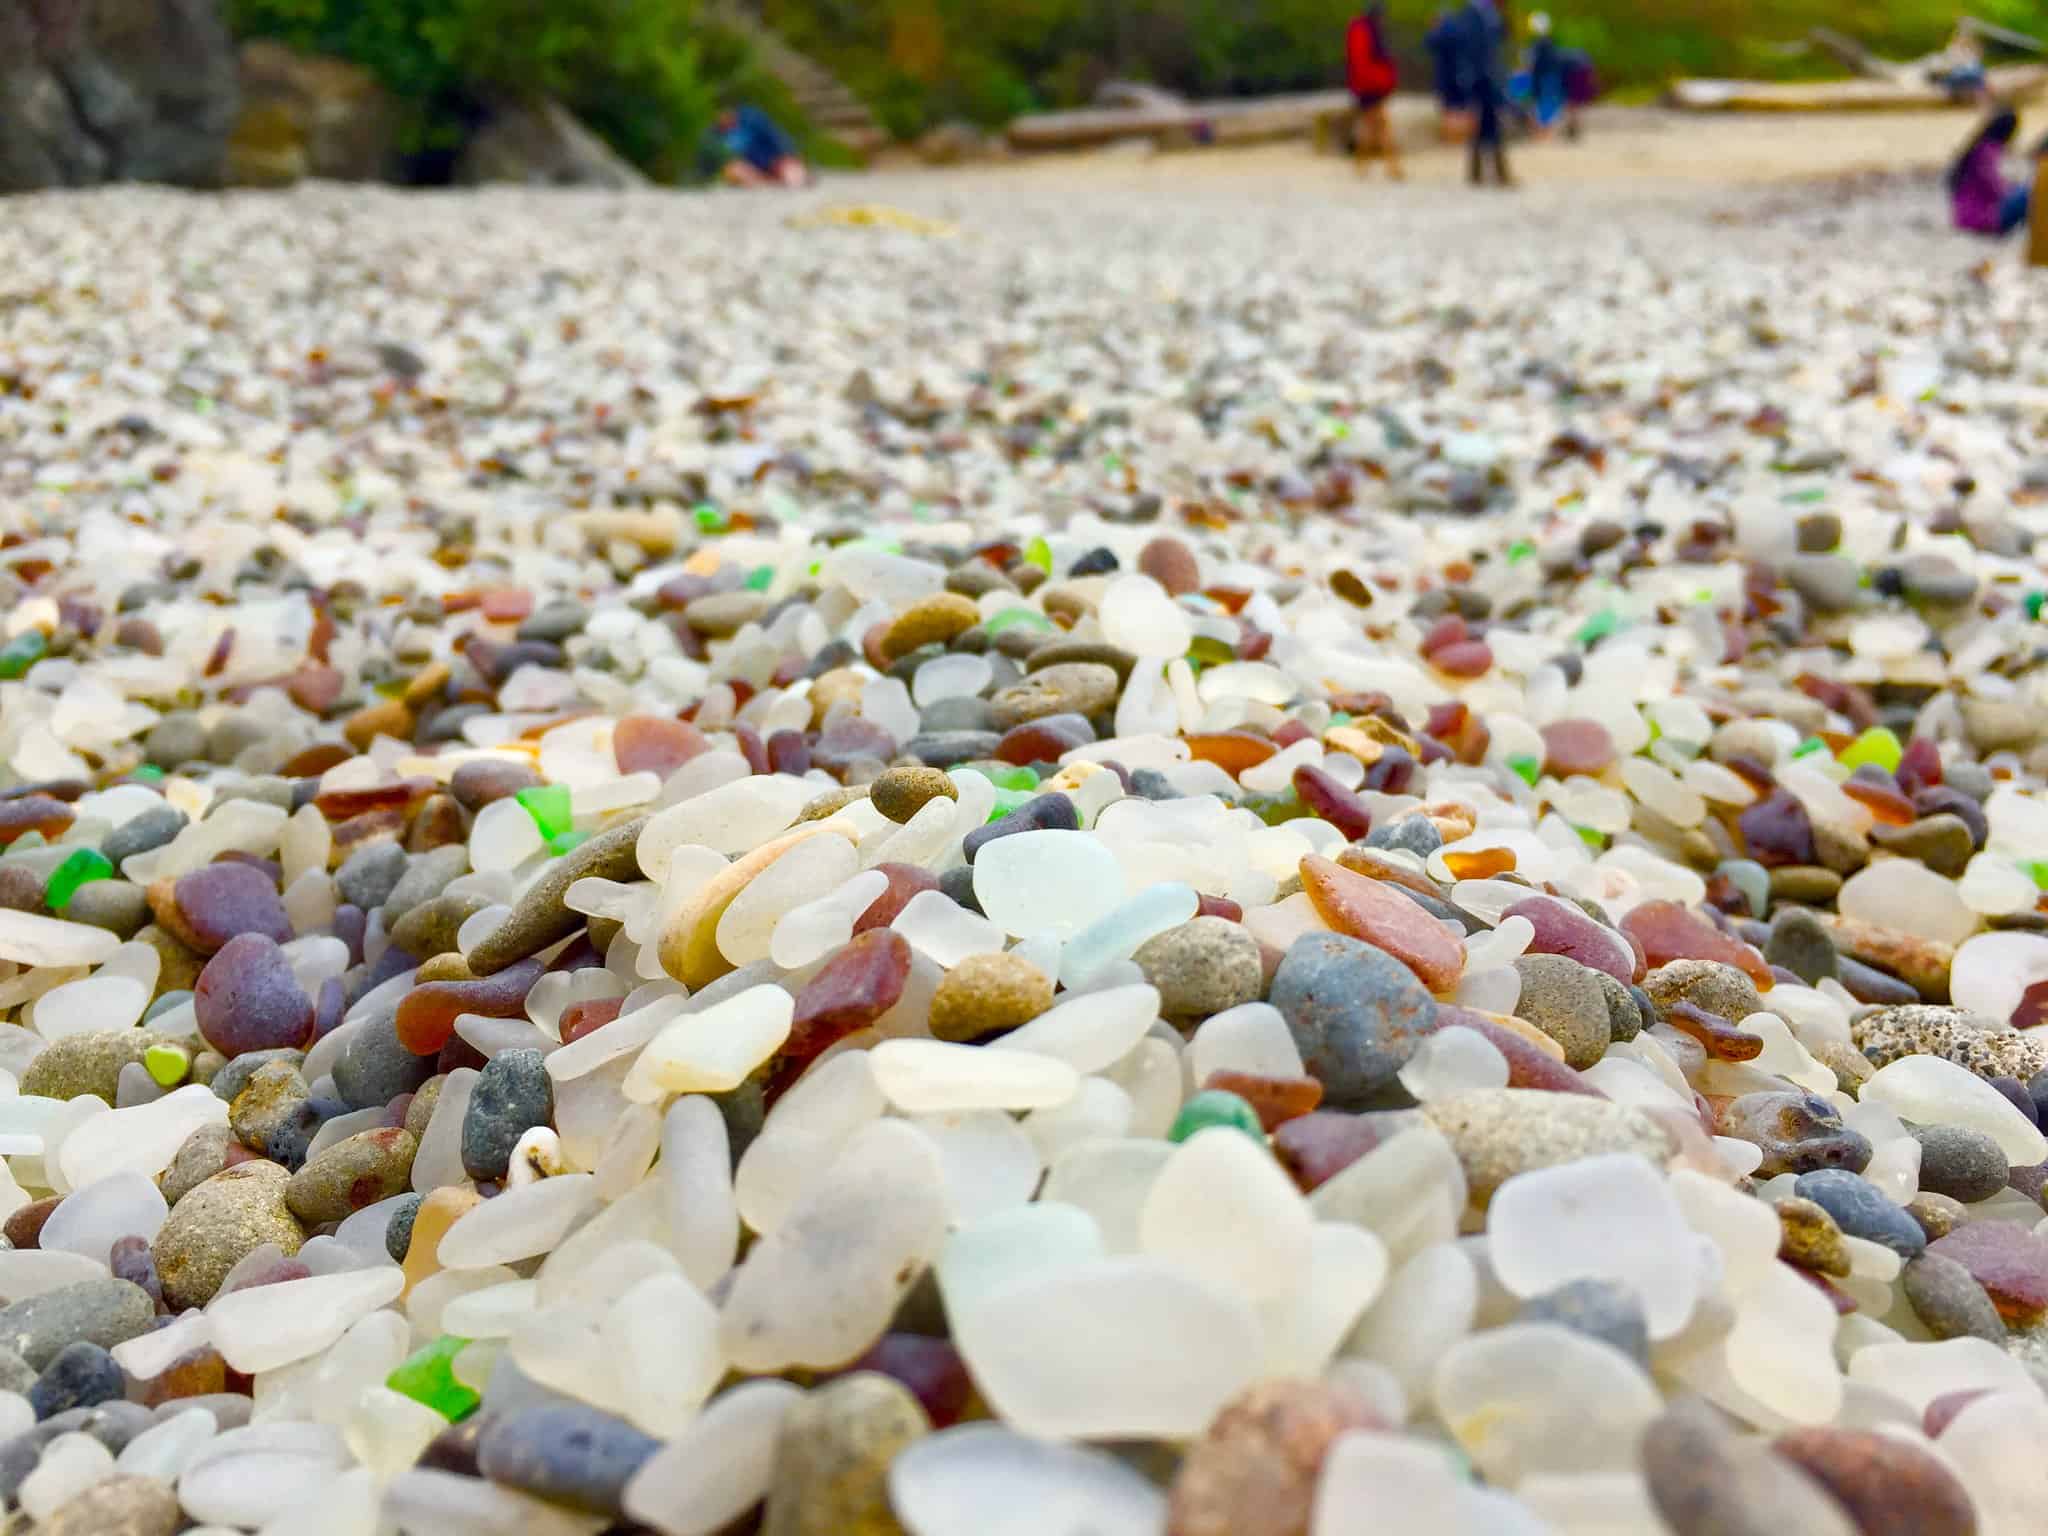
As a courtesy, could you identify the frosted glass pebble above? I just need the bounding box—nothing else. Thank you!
[990,984,1159,1075]
[1188,1001,1303,1082]
[438,1173,598,1268]
[1940,1390,2048,1536]
[1310,1430,1490,1536]
[397,1069,473,1196]
[605,1271,723,1437]
[940,1203,1105,1333]
[1453,966,1520,1015]
[38,1169,167,1264]
[871,1039,1078,1113]
[1950,930,2048,1024]
[892,888,1006,968]
[0,1249,103,1305]
[1341,1242,1477,1406]
[1462,915,1532,973]
[59,1082,226,1189]
[889,1423,1167,1536]
[1958,855,2037,919]
[113,1310,213,1381]
[0,910,120,969]
[624,1381,804,1536]
[639,775,812,865]
[734,1052,885,1234]
[1846,1337,2034,1414]
[206,1267,404,1375]
[912,652,994,708]
[662,1097,738,1291]
[1621,757,1706,828]
[1434,1322,1661,1485]
[1101,1035,1184,1140]
[771,868,889,968]
[958,1255,1261,1439]
[1837,861,1977,947]
[912,1111,1043,1222]
[973,830,1128,939]
[1397,1026,1510,1102]
[1141,1126,1313,1301]
[385,1468,598,1536]
[1023,1078,1135,1163]
[1039,1139,1173,1255]
[720,1119,949,1371]
[1684,758,1758,806]
[468,798,545,876]
[1310,1127,1466,1268]
[117,1407,218,1481]
[864,794,960,871]
[439,1279,538,1339]
[623,985,793,1102]
[1260,1222,1389,1377]
[18,1433,114,1522]
[1100,574,1192,659]
[546,993,686,1083]
[1058,883,1198,989]
[32,973,148,1041]
[1863,1055,2048,1165]
[1487,1154,1699,1340]
[1721,1253,1843,1424]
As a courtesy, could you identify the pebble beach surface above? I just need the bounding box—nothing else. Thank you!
[2,163,2048,1534]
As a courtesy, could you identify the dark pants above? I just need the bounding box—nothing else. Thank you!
[1469,86,1510,184]
[2000,185,2030,236]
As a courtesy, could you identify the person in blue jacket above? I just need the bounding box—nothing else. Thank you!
[1457,0,1513,186]
[715,105,810,188]
[1427,8,1472,140]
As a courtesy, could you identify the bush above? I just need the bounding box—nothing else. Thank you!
[228,0,733,176]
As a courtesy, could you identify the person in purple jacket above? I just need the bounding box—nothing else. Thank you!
[1949,107,2028,236]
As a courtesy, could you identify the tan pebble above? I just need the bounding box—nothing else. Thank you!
[869,766,958,824]
[809,668,867,728]
[1167,1380,1382,1536]
[797,785,870,824]
[878,593,980,662]
[415,952,474,984]
[1321,726,1385,765]
[401,661,453,708]
[928,952,1054,1042]
[1776,1195,1850,1276]
[344,698,414,751]
[402,1186,480,1299]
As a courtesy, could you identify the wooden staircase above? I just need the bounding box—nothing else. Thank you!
[708,1,888,159]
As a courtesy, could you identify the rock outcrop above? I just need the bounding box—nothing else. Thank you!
[0,0,239,192]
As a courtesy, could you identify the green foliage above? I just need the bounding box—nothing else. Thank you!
[228,0,762,175]
[764,0,2048,139]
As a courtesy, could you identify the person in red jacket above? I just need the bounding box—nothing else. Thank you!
[1346,3,1405,179]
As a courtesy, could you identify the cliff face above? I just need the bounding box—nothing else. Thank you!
[1,0,240,191]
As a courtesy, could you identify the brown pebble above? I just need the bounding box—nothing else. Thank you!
[1773,1426,1976,1536]
[1138,535,1200,596]
[878,593,980,662]
[1166,1380,1381,1536]
[343,697,414,751]
[869,766,958,825]
[1776,1196,1850,1276]
[927,952,1053,1042]
[3,1196,62,1250]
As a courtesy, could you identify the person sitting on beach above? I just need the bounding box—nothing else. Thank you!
[1949,107,2029,236]
[1345,2,1404,178]
[714,105,810,189]
[1933,26,1990,105]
